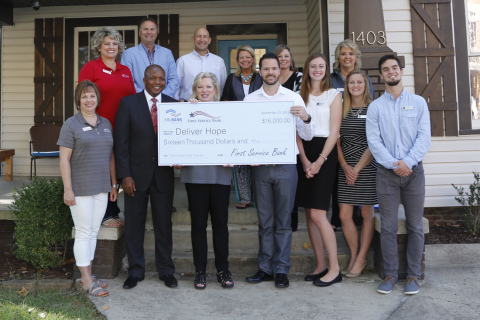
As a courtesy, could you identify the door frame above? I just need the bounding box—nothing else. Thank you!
[206,23,288,55]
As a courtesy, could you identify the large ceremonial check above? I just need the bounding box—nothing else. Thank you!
[158,101,297,165]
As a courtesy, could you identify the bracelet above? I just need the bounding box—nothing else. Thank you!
[319,154,327,161]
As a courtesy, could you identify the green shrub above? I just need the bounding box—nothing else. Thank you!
[10,177,73,269]
[452,172,480,236]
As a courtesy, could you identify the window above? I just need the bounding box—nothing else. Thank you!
[468,0,480,128]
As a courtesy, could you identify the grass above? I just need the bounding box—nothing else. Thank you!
[0,288,106,320]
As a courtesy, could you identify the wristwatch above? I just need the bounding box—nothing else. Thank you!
[303,114,312,124]
[112,184,120,189]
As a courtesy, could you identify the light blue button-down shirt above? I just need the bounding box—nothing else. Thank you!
[366,89,431,169]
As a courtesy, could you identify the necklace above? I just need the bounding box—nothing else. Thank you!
[102,57,116,70]
[241,72,253,83]
[350,106,365,117]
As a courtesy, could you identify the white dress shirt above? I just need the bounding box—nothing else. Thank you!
[144,90,162,112]
[175,50,227,101]
[244,85,315,154]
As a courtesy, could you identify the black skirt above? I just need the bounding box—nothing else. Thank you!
[296,137,338,210]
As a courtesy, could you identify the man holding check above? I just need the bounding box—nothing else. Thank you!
[244,52,315,288]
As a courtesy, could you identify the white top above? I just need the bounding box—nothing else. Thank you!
[175,50,227,101]
[242,84,250,98]
[144,90,162,112]
[244,85,315,154]
[307,89,341,137]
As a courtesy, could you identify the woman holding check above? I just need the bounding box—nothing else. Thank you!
[175,72,234,290]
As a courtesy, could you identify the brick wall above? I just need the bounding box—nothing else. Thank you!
[0,220,16,245]
[424,207,466,226]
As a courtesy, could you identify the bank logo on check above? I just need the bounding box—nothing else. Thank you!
[189,111,220,119]
[165,109,182,122]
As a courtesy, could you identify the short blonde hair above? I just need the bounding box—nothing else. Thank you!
[343,70,373,118]
[190,72,221,101]
[333,39,362,71]
[75,80,101,111]
[273,44,296,71]
[91,27,125,57]
[235,45,258,77]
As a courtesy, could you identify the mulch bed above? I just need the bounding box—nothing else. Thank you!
[0,245,74,281]
[425,224,480,244]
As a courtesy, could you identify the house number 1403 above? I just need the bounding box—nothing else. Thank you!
[351,31,386,45]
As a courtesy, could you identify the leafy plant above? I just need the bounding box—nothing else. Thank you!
[10,177,73,269]
[452,172,480,236]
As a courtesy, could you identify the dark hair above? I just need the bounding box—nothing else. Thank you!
[139,17,158,30]
[75,80,101,111]
[259,52,280,70]
[273,44,296,71]
[300,52,332,105]
[378,54,402,72]
[144,64,165,78]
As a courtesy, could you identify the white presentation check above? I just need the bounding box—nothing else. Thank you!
[158,101,297,165]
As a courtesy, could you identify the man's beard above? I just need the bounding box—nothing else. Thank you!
[386,79,401,87]
[262,75,279,85]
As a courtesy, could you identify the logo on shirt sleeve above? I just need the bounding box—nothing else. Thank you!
[104,129,111,133]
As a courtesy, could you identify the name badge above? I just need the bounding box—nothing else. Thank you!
[103,69,112,75]
[358,115,367,119]
[402,106,413,110]
[83,126,92,131]
[104,129,111,133]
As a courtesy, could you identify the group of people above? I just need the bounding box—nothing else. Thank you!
[58,17,431,298]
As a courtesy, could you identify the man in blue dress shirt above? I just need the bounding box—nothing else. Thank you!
[121,18,179,98]
[366,54,431,295]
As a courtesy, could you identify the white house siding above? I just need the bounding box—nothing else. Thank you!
[1,0,309,177]
[328,0,480,208]
[306,0,322,54]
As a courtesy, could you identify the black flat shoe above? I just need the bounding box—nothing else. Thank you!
[217,270,234,288]
[304,268,329,281]
[194,271,206,290]
[123,275,145,289]
[159,274,178,288]
[275,273,289,288]
[313,272,342,287]
[245,270,274,283]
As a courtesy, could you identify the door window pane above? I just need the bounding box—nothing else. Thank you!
[468,0,480,54]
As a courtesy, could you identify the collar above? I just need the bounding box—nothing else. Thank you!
[192,49,210,58]
[141,42,155,54]
[75,111,101,126]
[333,69,345,81]
[258,83,287,99]
[97,57,119,72]
[144,90,161,103]
[382,88,407,101]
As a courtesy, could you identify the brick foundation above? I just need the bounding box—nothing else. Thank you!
[74,235,126,279]
[424,207,465,226]
[0,220,16,245]
[372,232,426,280]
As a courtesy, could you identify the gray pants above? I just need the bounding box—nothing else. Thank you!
[251,164,297,275]
[377,162,425,281]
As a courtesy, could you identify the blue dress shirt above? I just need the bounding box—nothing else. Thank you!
[366,89,431,169]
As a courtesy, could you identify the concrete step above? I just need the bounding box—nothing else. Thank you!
[144,224,351,252]
[143,246,375,275]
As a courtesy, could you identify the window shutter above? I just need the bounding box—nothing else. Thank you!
[411,0,457,136]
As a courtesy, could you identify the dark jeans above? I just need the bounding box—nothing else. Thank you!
[185,183,230,273]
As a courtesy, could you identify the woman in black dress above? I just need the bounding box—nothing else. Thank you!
[297,53,343,286]
[337,70,377,277]
[221,45,262,209]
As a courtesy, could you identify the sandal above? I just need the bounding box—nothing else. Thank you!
[102,217,122,228]
[194,271,206,290]
[114,218,125,226]
[84,283,109,297]
[236,203,247,209]
[216,270,234,289]
[80,275,108,288]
